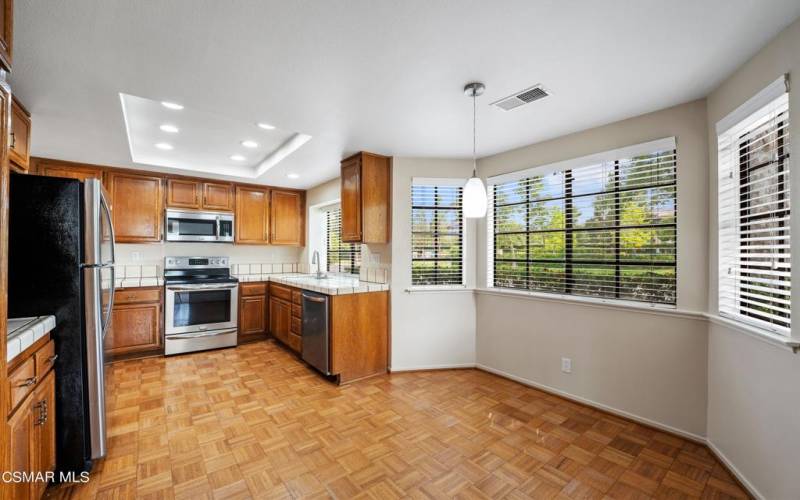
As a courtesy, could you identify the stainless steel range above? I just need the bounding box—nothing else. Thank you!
[164,256,238,355]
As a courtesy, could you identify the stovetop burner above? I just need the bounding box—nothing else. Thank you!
[163,256,237,285]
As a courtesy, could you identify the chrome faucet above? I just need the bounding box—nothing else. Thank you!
[312,250,323,279]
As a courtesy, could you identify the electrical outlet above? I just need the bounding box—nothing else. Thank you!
[561,357,572,374]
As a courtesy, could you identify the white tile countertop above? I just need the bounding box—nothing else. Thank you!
[6,315,56,362]
[266,274,389,295]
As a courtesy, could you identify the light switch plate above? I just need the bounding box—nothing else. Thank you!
[561,357,572,374]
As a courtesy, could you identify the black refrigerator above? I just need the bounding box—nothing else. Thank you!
[8,173,116,474]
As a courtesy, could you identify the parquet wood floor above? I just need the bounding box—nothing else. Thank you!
[46,340,750,500]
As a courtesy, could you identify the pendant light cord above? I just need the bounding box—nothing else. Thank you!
[472,90,477,177]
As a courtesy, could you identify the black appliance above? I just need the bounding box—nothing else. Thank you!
[301,291,330,375]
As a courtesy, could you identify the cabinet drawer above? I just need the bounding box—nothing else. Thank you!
[292,290,301,305]
[291,303,302,319]
[240,282,267,296]
[8,357,36,413]
[115,287,162,304]
[287,332,302,353]
[270,283,292,301]
[34,340,57,378]
[291,316,302,335]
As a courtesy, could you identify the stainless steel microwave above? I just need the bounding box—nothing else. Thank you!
[165,209,234,242]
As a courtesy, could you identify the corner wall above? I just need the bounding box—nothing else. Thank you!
[704,17,800,500]
[474,99,711,437]
[390,157,477,370]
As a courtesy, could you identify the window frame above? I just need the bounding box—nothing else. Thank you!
[324,205,361,275]
[486,137,678,307]
[410,178,466,289]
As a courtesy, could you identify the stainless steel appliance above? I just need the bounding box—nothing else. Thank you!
[8,175,116,473]
[164,256,238,355]
[165,209,234,243]
[301,291,330,375]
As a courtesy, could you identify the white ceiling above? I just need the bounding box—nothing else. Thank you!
[11,1,800,189]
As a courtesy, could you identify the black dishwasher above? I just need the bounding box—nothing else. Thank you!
[301,291,330,375]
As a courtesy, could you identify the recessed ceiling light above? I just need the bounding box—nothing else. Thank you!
[159,124,179,133]
[161,101,184,110]
[241,140,258,148]
[230,154,246,161]
[155,142,174,150]
[257,122,275,130]
[287,173,299,179]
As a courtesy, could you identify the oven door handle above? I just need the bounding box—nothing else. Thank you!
[167,329,237,339]
[167,284,238,291]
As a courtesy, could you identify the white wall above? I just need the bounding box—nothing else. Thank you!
[473,100,711,437]
[704,17,800,500]
[390,157,477,370]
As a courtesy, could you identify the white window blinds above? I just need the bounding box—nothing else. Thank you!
[718,80,791,336]
[411,180,464,286]
[488,139,677,305]
[326,207,361,274]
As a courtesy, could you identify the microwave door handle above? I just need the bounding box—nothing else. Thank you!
[216,218,221,240]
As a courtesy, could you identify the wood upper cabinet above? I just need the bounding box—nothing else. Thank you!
[235,185,269,244]
[34,158,104,182]
[9,97,31,173]
[106,171,163,243]
[203,182,234,211]
[270,189,303,245]
[104,287,163,356]
[166,178,200,209]
[32,371,56,499]
[340,152,390,243]
[0,0,12,72]
[166,179,234,211]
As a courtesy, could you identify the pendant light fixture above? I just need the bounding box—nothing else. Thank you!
[463,82,487,218]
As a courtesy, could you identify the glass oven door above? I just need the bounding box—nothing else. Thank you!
[165,283,238,334]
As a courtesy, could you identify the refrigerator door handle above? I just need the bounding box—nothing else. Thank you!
[100,186,116,338]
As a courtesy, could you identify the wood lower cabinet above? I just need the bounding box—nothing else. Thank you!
[235,186,269,244]
[270,189,303,245]
[239,283,267,342]
[106,172,163,243]
[104,287,163,358]
[9,97,31,173]
[6,336,58,500]
[329,291,388,384]
[340,152,391,243]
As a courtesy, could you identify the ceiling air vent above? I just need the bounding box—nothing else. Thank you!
[491,84,550,111]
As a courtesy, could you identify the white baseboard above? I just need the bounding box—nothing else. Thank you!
[706,440,762,500]
[389,362,476,372]
[475,363,706,443]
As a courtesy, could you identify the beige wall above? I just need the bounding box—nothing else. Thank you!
[390,157,477,370]
[473,99,711,437]
[704,17,800,500]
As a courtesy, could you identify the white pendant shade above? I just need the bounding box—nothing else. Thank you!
[463,175,488,218]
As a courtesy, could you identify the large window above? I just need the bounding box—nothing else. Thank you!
[718,79,791,336]
[488,140,677,305]
[411,180,464,286]
[326,207,361,274]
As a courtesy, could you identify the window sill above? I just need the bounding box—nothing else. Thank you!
[705,313,799,353]
[474,287,704,320]
[405,286,473,294]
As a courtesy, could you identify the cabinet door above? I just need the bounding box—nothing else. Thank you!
[340,157,362,242]
[239,295,266,337]
[235,186,269,244]
[0,0,12,72]
[107,172,163,243]
[269,297,290,344]
[8,398,33,500]
[167,179,201,209]
[9,98,31,173]
[36,160,103,182]
[33,371,56,498]
[105,302,162,355]
[270,189,303,245]
[203,182,233,211]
